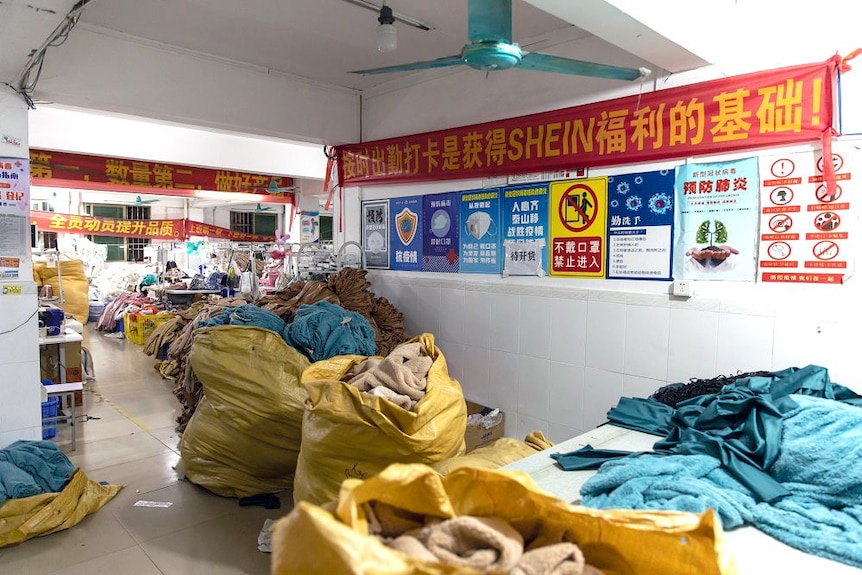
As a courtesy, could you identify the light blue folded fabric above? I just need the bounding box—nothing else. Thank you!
[283,300,377,362]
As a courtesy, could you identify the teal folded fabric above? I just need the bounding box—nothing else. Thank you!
[0,440,76,506]
[198,304,288,341]
[550,444,638,471]
[583,395,862,569]
[283,301,377,362]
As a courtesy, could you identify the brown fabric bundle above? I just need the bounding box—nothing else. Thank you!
[372,296,405,332]
[329,268,374,315]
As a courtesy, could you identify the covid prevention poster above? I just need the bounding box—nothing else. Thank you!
[390,196,422,271]
[673,158,759,281]
[606,170,674,280]
[758,144,856,284]
[501,184,549,276]
[459,189,501,274]
[422,191,459,272]
[361,199,389,269]
[549,177,608,278]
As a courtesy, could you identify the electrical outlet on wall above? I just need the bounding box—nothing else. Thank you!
[672,279,694,298]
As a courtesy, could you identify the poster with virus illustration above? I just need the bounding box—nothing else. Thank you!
[606,170,675,280]
[389,196,423,271]
[673,157,760,281]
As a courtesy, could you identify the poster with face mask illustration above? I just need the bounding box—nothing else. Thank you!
[422,192,460,272]
[459,188,501,274]
[390,195,423,271]
[362,199,390,268]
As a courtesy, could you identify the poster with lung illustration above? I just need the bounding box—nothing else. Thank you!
[459,188,501,274]
[422,191,459,272]
[606,170,674,280]
[673,157,760,281]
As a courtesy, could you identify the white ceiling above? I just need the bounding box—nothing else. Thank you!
[2,0,710,96]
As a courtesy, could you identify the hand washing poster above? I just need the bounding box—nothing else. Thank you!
[502,184,549,276]
[361,199,389,269]
[673,157,759,280]
[758,144,857,284]
[606,170,674,280]
[422,191,459,272]
[549,177,608,278]
[459,189,501,274]
[389,196,423,271]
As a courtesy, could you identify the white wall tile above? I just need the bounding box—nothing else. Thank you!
[519,295,551,359]
[624,305,670,380]
[463,291,491,349]
[0,293,39,367]
[413,286,441,337]
[623,374,665,399]
[461,345,490,405]
[436,340,464,384]
[548,422,582,444]
[439,287,466,344]
[510,412,549,442]
[583,368,623,430]
[0,366,42,431]
[550,298,587,366]
[487,350,518,415]
[489,292,520,354]
[0,427,41,449]
[517,356,550,421]
[585,301,626,372]
[398,283,421,336]
[667,308,719,383]
[548,361,585,432]
[715,313,775,375]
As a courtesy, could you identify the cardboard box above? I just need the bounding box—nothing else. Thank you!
[464,400,505,452]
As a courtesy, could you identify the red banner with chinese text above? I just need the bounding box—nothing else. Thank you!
[337,57,840,186]
[29,149,294,202]
[30,211,185,240]
[184,221,275,243]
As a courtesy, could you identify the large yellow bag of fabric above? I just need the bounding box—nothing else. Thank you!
[432,431,554,475]
[0,469,121,548]
[293,334,467,506]
[181,325,310,497]
[272,463,735,575]
[33,258,89,322]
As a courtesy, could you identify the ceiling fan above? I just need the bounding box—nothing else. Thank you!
[134,195,159,205]
[352,0,650,81]
[255,203,274,212]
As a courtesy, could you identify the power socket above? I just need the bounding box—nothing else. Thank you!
[672,279,694,298]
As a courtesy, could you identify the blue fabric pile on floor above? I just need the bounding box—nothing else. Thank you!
[576,366,862,568]
[0,440,76,506]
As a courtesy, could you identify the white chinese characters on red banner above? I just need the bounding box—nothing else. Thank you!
[758,144,856,284]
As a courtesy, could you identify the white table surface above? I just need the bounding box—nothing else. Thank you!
[38,328,83,346]
[504,424,862,575]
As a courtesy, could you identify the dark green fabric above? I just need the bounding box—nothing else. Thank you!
[598,365,862,503]
[550,444,636,471]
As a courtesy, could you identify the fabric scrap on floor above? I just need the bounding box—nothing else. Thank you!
[0,441,76,506]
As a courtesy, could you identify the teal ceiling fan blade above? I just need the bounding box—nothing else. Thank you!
[518,52,650,81]
[469,0,512,43]
[352,54,465,75]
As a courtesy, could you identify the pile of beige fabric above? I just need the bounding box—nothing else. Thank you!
[344,342,432,410]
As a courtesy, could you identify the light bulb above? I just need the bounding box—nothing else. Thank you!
[377,23,396,52]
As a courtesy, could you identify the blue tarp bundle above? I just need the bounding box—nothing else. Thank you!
[579,369,862,569]
[0,440,76,506]
[283,300,376,362]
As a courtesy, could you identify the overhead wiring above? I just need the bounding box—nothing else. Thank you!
[13,0,98,108]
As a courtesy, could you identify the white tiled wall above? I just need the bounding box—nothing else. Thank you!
[369,272,862,444]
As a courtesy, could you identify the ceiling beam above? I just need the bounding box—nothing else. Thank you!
[523,0,711,73]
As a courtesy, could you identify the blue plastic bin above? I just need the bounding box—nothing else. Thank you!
[41,396,59,439]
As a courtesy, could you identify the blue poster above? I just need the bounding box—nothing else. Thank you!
[673,157,760,280]
[389,196,423,271]
[606,170,675,280]
[422,192,460,272]
[459,189,502,274]
[502,184,549,275]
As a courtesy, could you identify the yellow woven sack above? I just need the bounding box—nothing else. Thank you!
[293,334,467,506]
[432,431,554,475]
[180,325,310,497]
[272,463,735,575]
[34,258,89,322]
[0,469,121,548]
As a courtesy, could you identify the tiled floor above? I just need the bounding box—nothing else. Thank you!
[0,325,287,574]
